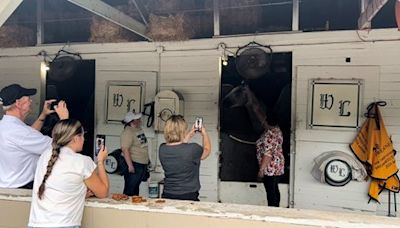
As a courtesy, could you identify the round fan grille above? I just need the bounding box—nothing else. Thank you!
[236,47,271,80]
[48,56,78,82]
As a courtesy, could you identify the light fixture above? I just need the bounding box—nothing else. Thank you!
[218,42,230,66]
[222,54,228,66]
[42,61,50,71]
[38,50,51,72]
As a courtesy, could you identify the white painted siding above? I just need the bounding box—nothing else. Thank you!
[293,43,400,215]
[0,28,400,215]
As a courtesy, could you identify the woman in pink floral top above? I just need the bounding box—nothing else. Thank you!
[256,116,284,207]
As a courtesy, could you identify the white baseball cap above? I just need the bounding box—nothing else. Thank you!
[123,111,142,124]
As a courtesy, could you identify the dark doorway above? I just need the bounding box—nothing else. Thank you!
[219,53,292,183]
[43,60,95,158]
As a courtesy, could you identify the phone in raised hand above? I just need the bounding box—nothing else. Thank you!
[194,117,203,132]
[95,135,105,156]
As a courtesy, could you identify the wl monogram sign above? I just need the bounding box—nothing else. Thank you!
[309,79,362,129]
[106,81,145,123]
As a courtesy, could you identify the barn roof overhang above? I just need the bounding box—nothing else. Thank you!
[0,0,24,28]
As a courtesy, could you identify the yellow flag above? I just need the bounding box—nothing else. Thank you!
[351,103,399,202]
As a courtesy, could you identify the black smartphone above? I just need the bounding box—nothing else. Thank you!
[49,100,58,110]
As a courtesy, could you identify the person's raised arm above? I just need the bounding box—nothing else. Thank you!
[84,145,109,198]
[183,126,196,143]
[54,100,69,120]
[200,126,211,160]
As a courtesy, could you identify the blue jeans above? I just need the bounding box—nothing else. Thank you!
[123,162,147,196]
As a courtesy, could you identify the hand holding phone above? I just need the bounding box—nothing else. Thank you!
[95,135,106,156]
[49,100,58,111]
[194,117,203,132]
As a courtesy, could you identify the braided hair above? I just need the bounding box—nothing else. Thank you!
[37,119,84,200]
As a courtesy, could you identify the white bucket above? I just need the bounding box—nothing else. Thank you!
[148,182,159,198]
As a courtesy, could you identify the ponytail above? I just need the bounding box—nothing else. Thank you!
[38,144,61,199]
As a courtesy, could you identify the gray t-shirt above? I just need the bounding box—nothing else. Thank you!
[159,143,203,195]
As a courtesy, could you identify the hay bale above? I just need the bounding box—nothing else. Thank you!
[0,25,35,48]
[146,13,193,41]
[89,16,142,43]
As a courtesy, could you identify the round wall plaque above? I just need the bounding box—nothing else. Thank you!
[325,159,352,186]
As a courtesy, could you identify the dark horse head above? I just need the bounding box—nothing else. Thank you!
[223,84,267,134]
[222,84,249,108]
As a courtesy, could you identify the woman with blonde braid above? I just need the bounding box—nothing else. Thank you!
[28,119,109,228]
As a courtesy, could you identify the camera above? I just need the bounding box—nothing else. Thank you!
[194,117,203,132]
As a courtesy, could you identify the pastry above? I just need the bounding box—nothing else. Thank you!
[112,193,129,201]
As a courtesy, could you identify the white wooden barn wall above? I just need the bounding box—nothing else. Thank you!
[292,41,400,215]
[0,29,399,214]
[0,44,221,202]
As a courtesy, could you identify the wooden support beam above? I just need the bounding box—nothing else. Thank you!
[292,0,299,31]
[37,0,44,45]
[130,0,148,26]
[0,0,23,28]
[213,0,220,36]
[67,0,151,41]
[396,0,400,30]
[358,0,389,29]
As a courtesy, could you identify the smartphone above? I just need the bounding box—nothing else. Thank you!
[49,100,58,110]
[194,117,203,132]
[95,135,106,156]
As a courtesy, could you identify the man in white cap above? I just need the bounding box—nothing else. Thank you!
[0,84,69,188]
[120,111,149,196]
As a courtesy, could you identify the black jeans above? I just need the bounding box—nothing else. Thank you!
[123,162,147,196]
[262,175,280,207]
[162,191,200,201]
[19,180,34,189]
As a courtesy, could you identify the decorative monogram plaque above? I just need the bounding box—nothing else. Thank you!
[309,79,362,129]
[325,159,352,186]
[106,81,145,123]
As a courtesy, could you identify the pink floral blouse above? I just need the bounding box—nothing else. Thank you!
[256,127,284,176]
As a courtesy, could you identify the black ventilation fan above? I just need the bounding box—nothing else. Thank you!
[48,50,82,82]
[235,41,272,80]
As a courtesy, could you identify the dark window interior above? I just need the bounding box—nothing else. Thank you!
[219,52,292,183]
[300,0,360,31]
[372,0,398,28]
[43,60,95,158]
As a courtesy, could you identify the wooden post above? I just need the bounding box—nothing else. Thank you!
[396,0,400,30]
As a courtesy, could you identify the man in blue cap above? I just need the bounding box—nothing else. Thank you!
[0,84,69,189]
